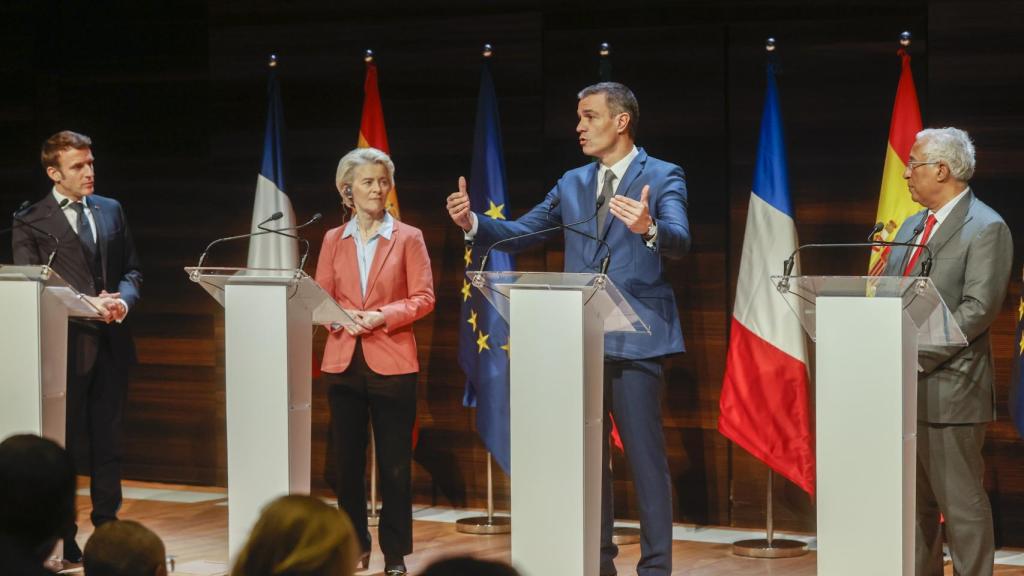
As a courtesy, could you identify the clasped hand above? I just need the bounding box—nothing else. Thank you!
[339,309,385,336]
[87,290,126,324]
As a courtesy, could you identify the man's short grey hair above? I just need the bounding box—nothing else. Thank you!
[335,147,396,194]
[915,127,976,182]
[577,82,639,138]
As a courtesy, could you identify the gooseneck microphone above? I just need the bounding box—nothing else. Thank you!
[196,211,284,268]
[475,196,610,281]
[2,200,64,268]
[778,219,934,291]
[258,212,323,270]
[546,195,614,275]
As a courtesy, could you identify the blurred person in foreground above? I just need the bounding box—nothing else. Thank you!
[83,520,166,576]
[0,434,77,575]
[231,494,360,576]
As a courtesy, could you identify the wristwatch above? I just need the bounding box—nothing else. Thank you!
[643,220,658,243]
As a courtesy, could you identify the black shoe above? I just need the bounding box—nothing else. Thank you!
[63,538,83,564]
[384,555,407,576]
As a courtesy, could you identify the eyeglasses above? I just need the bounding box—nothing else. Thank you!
[907,160,941,170]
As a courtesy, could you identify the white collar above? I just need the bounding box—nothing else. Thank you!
[930,186,971,225]
[341,212,395,240]
[52,187,87,208]
[599,145,639,181]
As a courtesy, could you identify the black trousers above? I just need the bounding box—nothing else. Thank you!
[325,341,417,559]
[65,324,127,544]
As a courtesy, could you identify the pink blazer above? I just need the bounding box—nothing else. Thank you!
[315,220,435,375]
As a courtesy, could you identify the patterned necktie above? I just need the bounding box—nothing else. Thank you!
[596,169,616,232]
[70,202,98,257]
[903,213,938,276]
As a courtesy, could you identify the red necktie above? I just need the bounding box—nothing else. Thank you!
[903,214,937,276]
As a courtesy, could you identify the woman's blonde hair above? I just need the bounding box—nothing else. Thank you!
[335,147,395,209]
[231,495,360,576]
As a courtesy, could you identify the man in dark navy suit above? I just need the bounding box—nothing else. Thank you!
[447,82,689,576]
[12,131,142,563]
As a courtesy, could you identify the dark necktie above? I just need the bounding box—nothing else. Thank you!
[70,202,98,257]
[597,169,616,232]
[903,213,937,276]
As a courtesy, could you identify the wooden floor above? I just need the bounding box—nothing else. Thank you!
[61,480,1024,576]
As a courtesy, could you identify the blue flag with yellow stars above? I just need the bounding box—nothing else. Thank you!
[458,59,514,474]
[1010,269,1024,438]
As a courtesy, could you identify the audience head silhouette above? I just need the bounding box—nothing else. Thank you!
[83,520,167,576]
[231,494,359,576]
[0,434,77,564]
[420,556,521,576]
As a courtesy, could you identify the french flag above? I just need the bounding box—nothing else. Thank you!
[718,60,814,495]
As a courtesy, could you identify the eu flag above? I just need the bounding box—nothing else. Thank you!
[1010,275,1024,438]
[458,59,514,474]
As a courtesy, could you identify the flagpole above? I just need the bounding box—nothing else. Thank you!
[455,43,512,536]
[456,450,511,534]
[730,39,808,560]
[595,38,641,547]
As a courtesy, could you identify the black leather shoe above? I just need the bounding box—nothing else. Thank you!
[63,538,83,564]
[384,555,407,576]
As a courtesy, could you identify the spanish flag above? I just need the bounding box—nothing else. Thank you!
[869,48,923,275]
[357,59,400,219]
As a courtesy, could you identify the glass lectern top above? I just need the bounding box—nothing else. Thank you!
[184,266,355,327]
[770,274,966,346]
[0,264,104,318]
[467,271,649,334]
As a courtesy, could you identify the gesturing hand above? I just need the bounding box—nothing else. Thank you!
[446,176,473,232]
[609,184,653,235]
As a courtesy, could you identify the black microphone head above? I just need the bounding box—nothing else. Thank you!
[13,200,31,217]
[270,211,284,221]
[868,221,884,240]
[548,197,561,211]
[595,195,606,209]
[310,212,323,223]
[58,199,70,208]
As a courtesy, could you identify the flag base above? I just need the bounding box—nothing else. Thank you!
[612,526,641,545]
[732,538,808,558]
[455,515,511,534]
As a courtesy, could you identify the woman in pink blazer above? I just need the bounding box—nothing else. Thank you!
[315,148,434,576]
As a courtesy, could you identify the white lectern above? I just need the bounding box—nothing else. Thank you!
[0,264,103,444]
[470,271,648,576]
[185,267,355,557]
[773,275,965,576]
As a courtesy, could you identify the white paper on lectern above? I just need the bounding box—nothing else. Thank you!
[184,266,357,327]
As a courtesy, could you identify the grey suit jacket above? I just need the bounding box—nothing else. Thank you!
[883,190,1012,423]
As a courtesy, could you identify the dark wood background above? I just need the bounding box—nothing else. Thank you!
[3,0,1023,543]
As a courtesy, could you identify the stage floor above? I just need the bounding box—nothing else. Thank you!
[58,480,1024,576]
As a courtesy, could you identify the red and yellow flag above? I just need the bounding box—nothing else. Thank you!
[357,60,400,219]
[869,48,924,275]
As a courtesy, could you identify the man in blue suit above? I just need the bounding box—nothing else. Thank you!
[12,131,142,564]
[447,82,689,576]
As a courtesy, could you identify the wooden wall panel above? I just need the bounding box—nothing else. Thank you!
[3,0,1024,546]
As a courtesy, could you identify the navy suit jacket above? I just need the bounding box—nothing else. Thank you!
[12,192,142,364]
[475,147,689,360]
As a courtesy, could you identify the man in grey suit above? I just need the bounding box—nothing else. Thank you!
[883,127,1012,576]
